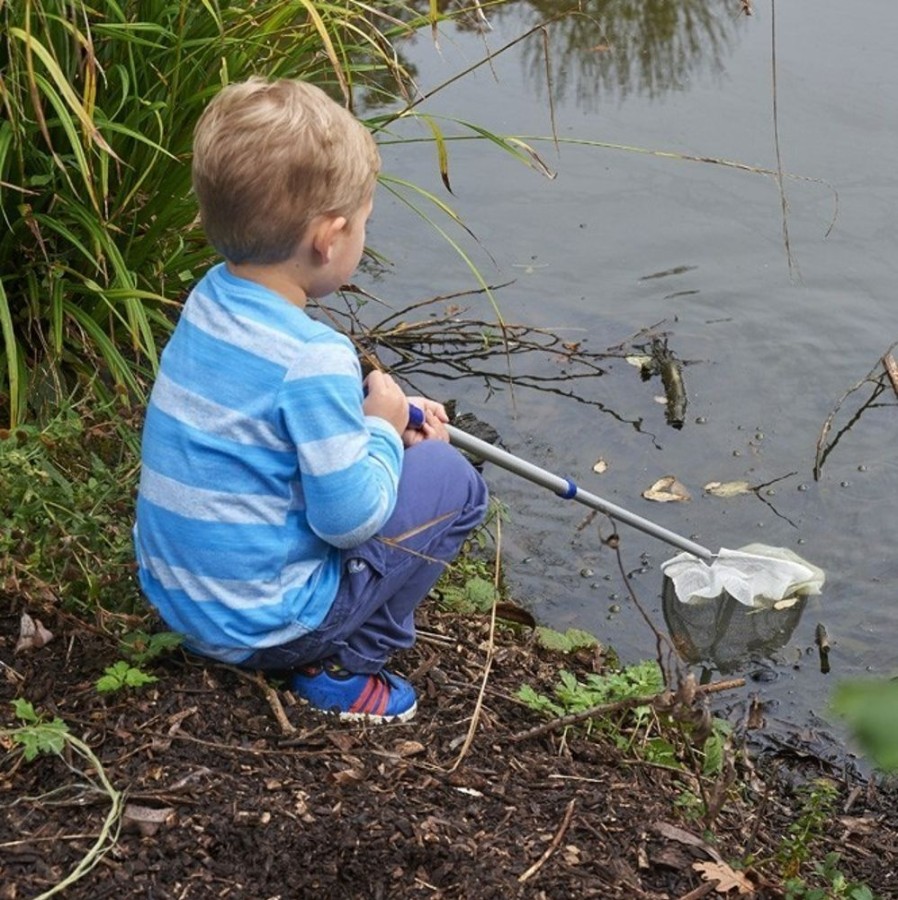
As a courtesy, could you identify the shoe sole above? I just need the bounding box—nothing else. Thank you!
[294,698,417,724]
[337,701,417,724]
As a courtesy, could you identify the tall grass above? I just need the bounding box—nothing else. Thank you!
[0,1,433,428]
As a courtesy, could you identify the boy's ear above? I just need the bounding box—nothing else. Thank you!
[309,214,348,264]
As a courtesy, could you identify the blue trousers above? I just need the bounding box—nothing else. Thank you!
[242,440,488,674]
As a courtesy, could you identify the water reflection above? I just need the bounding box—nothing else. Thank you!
[360,2,743,113]
[502,0,744,106]
[662,578,806,676]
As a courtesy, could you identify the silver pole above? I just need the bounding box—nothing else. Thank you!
[447,424,715,563]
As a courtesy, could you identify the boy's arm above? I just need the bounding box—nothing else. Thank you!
[279,341,404,549]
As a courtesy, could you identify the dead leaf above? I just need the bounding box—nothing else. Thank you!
[592,458,608,474]
[652,822,724,863]
[704,480,753,498]
[329,767,364,786]
[394,740,426,758]
[327,732,358,752]
[15,613,54,654]
[122,804,176,837]
[693,859,754,894]
[643,476,691,503]
[839,815,879,836]
[494,602,536,628]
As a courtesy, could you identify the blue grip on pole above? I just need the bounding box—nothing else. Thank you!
[557,478,577,500]
[408,404,425,429]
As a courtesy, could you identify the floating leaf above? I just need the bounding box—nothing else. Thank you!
[704,480,753,498]
[773,596,800,611]
[643,476,691,503]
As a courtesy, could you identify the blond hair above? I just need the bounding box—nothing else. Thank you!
[192,78,380,265]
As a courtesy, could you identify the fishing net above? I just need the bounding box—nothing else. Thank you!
[660,543,825,608]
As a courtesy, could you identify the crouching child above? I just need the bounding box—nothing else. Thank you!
[134,77,488,723]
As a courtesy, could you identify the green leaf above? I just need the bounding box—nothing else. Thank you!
[644,737,682,769]
[12,698,39,724]
[535,627,574,652]
[9,703,70,761]
[96,660,157,693]
[516,684,563,718]
[0,280,22,428]
[119,630,183,664]
[463,576,498,612]
[703,731,726,775]
[535,626,600,653]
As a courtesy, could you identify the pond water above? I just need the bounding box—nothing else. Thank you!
[353,1,898,746]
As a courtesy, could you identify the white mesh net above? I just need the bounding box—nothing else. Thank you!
[660,543,825,608]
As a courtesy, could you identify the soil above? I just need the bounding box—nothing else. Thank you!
[2,602,897,900]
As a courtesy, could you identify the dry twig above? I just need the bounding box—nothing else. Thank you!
[518,798,577,883]
[445,516,503,773]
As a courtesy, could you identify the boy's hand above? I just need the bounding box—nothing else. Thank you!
[363,371,410,436]
[403,396,449,447]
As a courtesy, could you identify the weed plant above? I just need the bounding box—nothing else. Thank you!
[0,394,142,614]
[0,1,432,427]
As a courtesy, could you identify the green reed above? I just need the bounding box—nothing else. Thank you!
[0,1,431,427]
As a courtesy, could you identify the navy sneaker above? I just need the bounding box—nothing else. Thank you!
[290,664,417,723]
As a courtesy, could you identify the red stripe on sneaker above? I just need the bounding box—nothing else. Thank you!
[349,676,376,713]
[350,675,389,717]
[372,678,388,716]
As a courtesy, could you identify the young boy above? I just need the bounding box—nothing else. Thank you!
[134,78,488,723]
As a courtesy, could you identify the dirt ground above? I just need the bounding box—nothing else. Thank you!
[2,602,897,900]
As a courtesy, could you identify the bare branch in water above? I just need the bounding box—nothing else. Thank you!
[814,340,898,480]
[316,284,651,433]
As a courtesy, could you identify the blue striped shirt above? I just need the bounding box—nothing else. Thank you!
[134,264,404,662]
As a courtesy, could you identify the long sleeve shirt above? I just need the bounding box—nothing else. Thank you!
[134,264,403,662]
